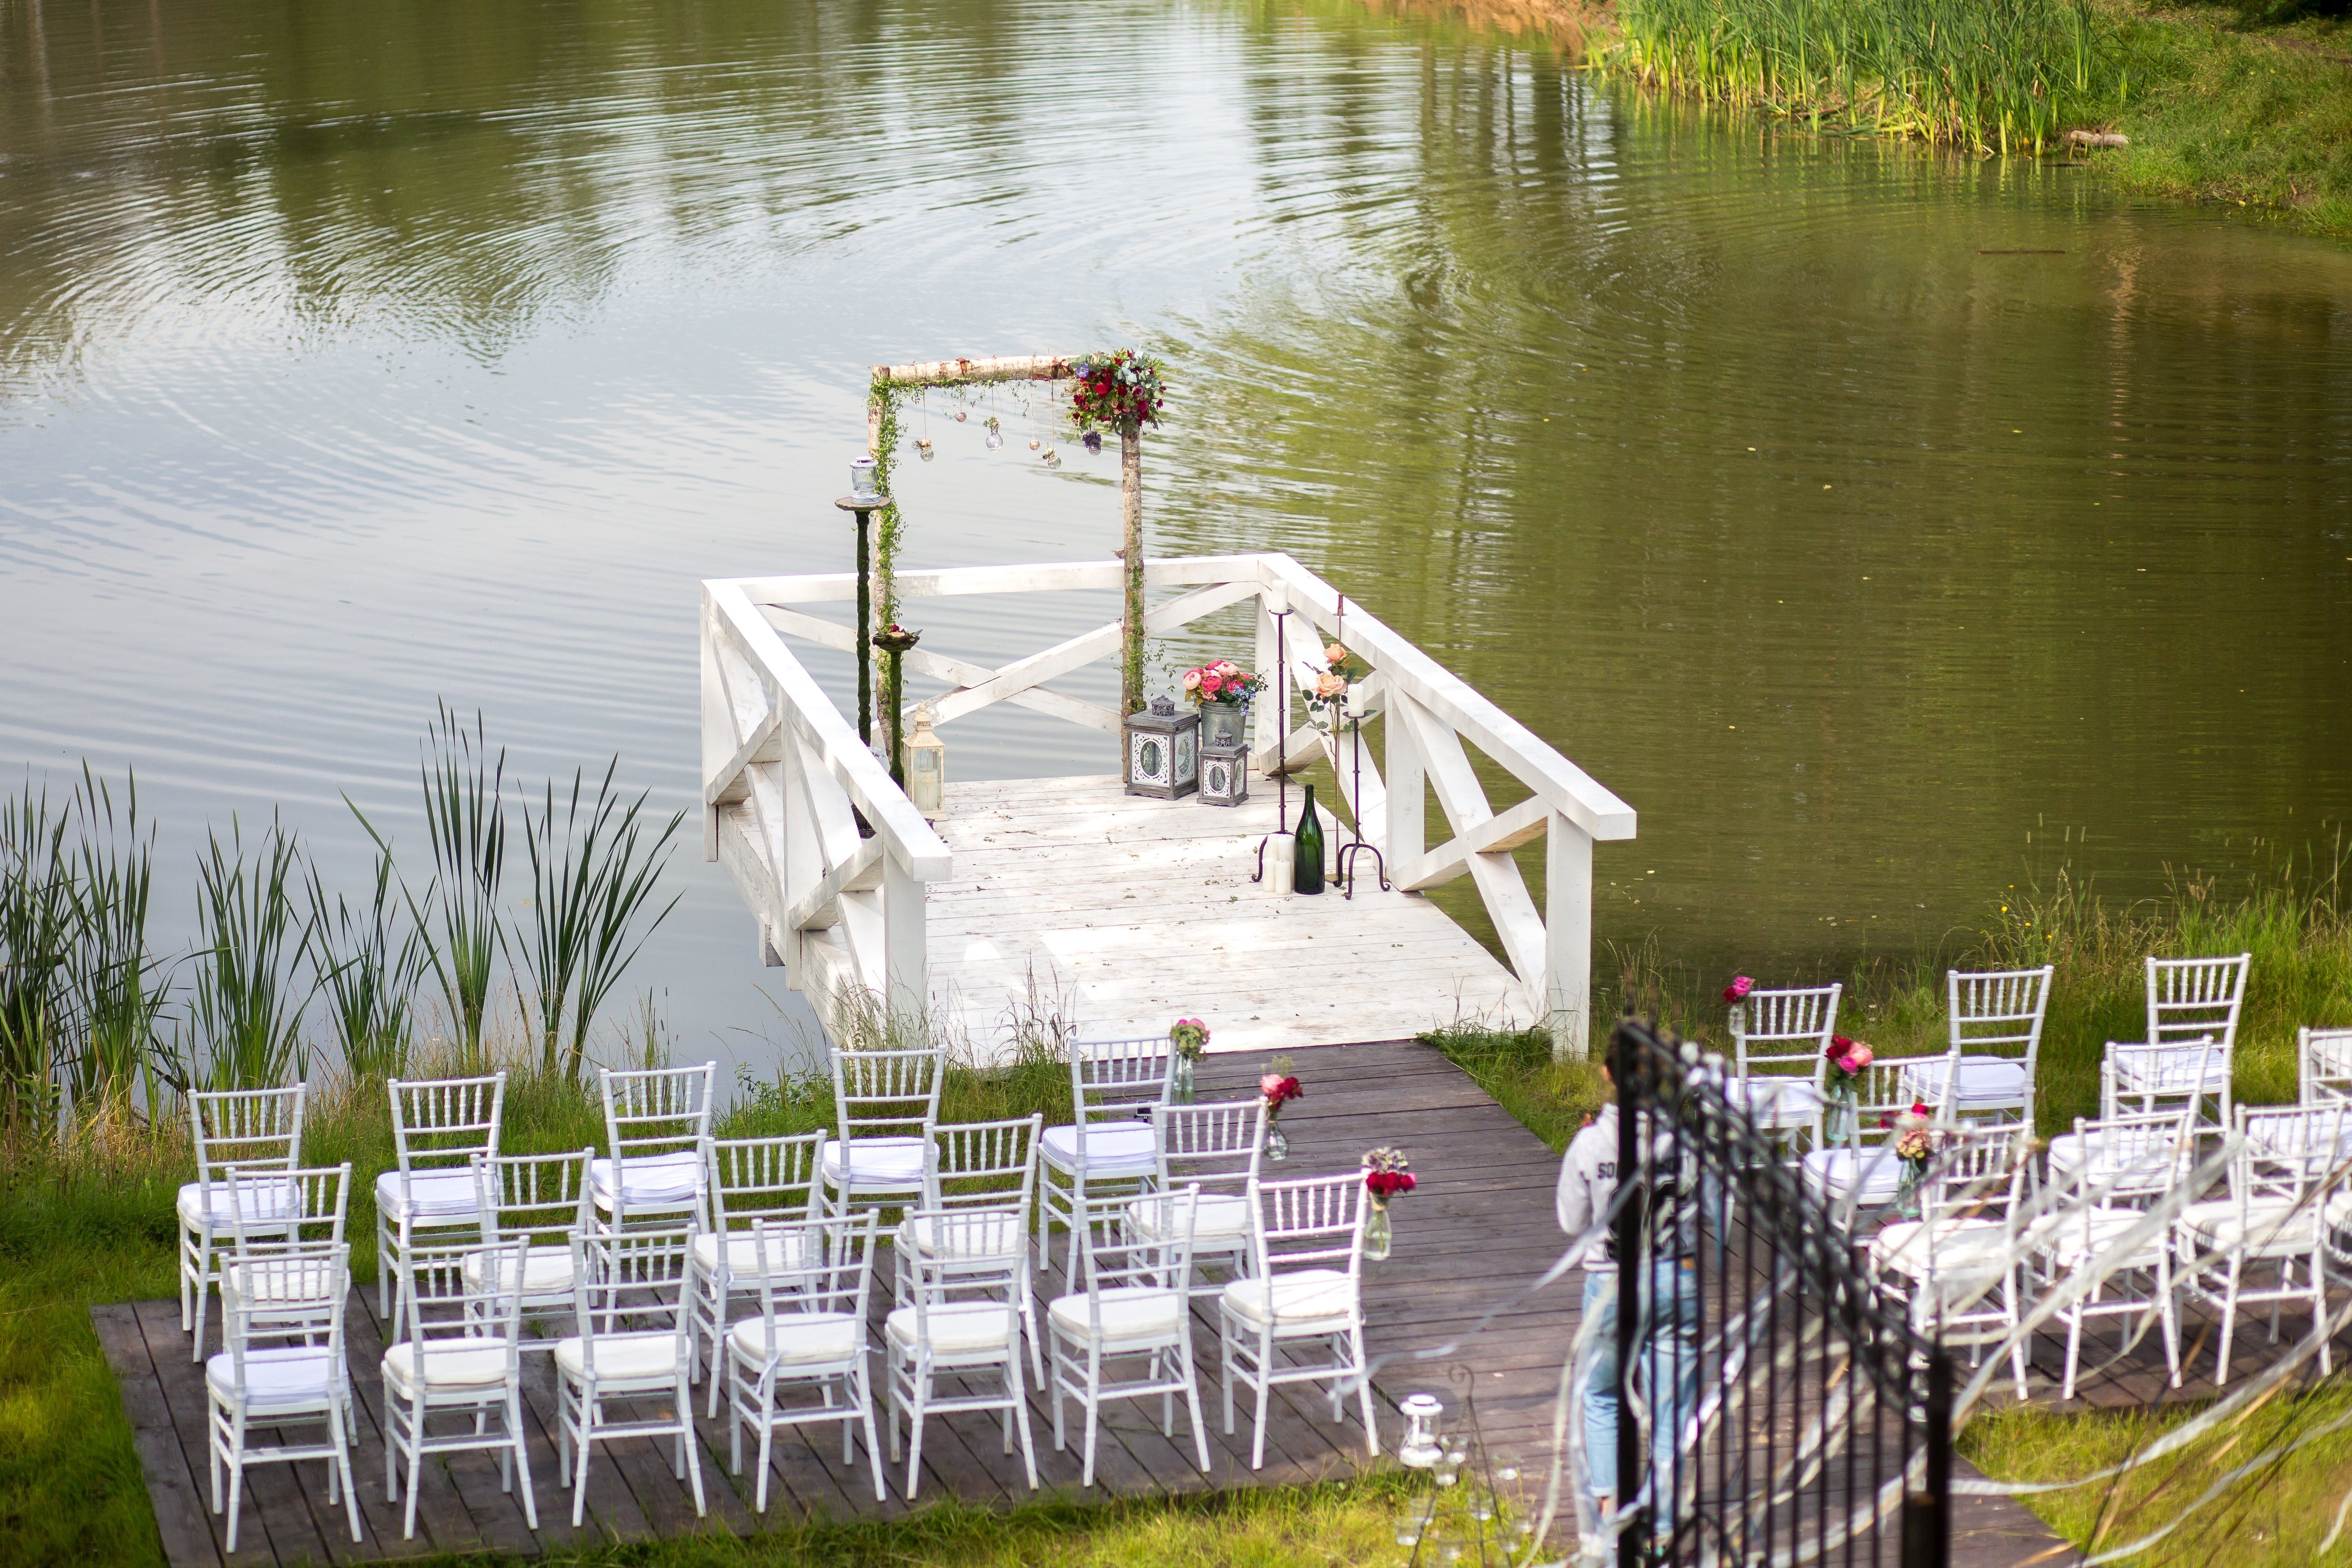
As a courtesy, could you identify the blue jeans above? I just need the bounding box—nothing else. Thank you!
[1580,1271,1618,1506]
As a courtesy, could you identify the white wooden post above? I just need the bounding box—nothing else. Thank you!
[883,850,927,1024]
[776,726,819,974]
[1252,582,1288,777]
[1545,812,1593,1060]
[698,595,728,862]
[1386,694,1425,870]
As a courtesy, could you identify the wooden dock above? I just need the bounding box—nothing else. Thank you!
[925,776,1526,1054]
[98,1040,2064,1568]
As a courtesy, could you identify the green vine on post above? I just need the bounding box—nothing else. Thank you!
[866,378,906,628]
[1068,350,1167,719]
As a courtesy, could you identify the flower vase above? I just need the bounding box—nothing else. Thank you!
[1172,1054,1197,1104]
[1895,1162,1924,1220]
[1200,701,1248,750]
[1265,1121,1289,1162]
[1826,1084,1857,1145]
[1365,1200,1392,1262]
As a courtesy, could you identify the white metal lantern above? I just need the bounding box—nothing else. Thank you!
[904,702,945,814]
[1199,740,1248,807]
[1123,695,1199,800]
[1398,1393,1444,1468]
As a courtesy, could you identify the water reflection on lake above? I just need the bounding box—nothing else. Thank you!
[3,0,2347,1074]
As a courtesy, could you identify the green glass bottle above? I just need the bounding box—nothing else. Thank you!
[1294,784,1326,895]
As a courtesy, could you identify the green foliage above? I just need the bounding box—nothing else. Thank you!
[308,843,427,1082]
[868,380,907,628]
[180,816,313,1091]
[376,703,510,1068]
[0,779,77,1123]
[66,769,169,1109]
[1418,1020,1611,1152]
[1608,0,2133,152]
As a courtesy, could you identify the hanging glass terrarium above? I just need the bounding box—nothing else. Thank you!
[917,437,935,461]
[983,415,1003,450]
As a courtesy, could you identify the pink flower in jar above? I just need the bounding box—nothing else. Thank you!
[1724,975,1754,1002]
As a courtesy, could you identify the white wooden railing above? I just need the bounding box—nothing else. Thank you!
[700,554,1636,1053]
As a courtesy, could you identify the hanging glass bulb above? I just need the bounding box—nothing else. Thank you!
[1082,430,1103,454]
[1027,437,1040,451]
[1042,446,1059,468]
[983,416,1003,450]
[954,410,968,422]
[916,437,935,461]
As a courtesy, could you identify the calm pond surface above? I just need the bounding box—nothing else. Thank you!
[4,0,2350,1072]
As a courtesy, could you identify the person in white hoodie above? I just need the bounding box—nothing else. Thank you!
[1555,1062,1619,1514]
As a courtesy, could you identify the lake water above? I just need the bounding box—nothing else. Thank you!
[5,0,2349,1077]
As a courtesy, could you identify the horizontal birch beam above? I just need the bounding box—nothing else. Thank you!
[869,354,1080,387]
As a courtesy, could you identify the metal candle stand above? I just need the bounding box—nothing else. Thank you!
[1336,709,1390,899]
[1251,602,1293,886]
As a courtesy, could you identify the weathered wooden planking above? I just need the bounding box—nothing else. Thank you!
[929,776,1530,1054]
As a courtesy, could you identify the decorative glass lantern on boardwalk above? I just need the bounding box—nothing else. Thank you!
[1124,695,1199,799]
[1199,739,1248,807]
[903,702,946,814]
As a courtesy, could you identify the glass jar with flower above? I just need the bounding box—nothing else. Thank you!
[1823,1034,1873,1144]
[1889,1102,1939,1219]
[1360,1146,1416,1261]
[1723,973,1754,1038]
[1260,1060,1304,1160]
[1168,1017,1208,1102]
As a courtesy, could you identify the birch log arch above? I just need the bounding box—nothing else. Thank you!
[865,352,1160,728]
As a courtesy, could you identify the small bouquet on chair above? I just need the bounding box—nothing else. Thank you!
[1361,1147,1415,1262]
[1260,1058,1304,1162]
[1169,1018,1208,1102]
[1885,1102,1941,1220]
[1823,1034,1873,1143]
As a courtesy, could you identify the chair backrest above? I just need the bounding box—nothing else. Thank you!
[1154,1099,1263,1199]
[600,1061,716,1164]
[1250,1171,1366,1287]
[189,1085,306,1190]
[897,1206,1027,1348]
[704,1130,825,1233]
[747,1213,876,1331]
[389,1073,506,1176]
[2065,1110,2193,1204]
[218,1244,349,1399]
[2237,1102,2350,1199]
[925,1115,1041,1212]
[2147,953,2251,1052]
[397,1236,529,1373]
[1830,1061,1936,1150]
[568,1226,696,1377]
[1732,985,1841,1077]
[1916,1127,2026,1229]
[1947,967,2053,1063]
[829,1045,944,1144]
[1075,1185,1200,1316]
[473,1148,595,1248]
[2299,1027,2352,1107]
[1070,1036,1173,1126]
[226,1162,352,1253]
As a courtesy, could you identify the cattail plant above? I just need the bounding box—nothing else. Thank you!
[180,816,313,1090]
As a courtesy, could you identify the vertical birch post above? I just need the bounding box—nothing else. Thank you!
[1120,423,1144,720]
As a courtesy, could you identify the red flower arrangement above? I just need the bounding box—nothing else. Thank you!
[1361,1147,1416,1203]
[1182,660,1267,707]
[1068,350,1167,439]
[1260,1068,1304,1122]
[1724,975,1755,1003]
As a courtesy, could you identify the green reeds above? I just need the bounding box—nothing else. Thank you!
[64,766,169,1112]
[1609,0,2132,153]
[394,703,508,1069]
[0,780,74,1123]
[307,844,426,1083]
[518,760,685,1081]
[179,816,313,1091]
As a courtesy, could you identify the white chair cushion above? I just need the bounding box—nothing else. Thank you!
[2177,1197,2314,1254]
[1125,1192,1251,1243]
[819,1137,927,1191]
[2045,1131,2098,1176]
[2035,1205,2168,1268]
[1725,1076,1822,1128]
[381,1340,512,1395]
[884,1301,1021,1357]
[727,1311,865,1369]
[1870,1218,2011,1280]
[587,1150,702,1209]
[462,1244,575,1300]
[695,1229,809,1277]
[1040,1122,1157,1178]
[206,1347,336,1410]
[1220,1268,1356,1328]
[2111,1047,2228,1094]
[1048,1285,1186,1343]
[1901,1057,2029,1109]
[376,1167,482,1222]
[555,1330,688,1383]
[896,1212,1027,1260]
[176,1178,296,1228]
[1799,1147,1905,1205]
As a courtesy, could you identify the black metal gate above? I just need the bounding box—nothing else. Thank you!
[1610,1016,1950,1568]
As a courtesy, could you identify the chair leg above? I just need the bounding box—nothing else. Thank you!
[403,1419,425,1541]
[2217,1254,2243,1385]
[904,1387,926,1501]
[510,1391,539,1531]
[1352,1324,1380,1455]
[190,1228,213,1363]
[337,1400,363,1542]
[570,1388,594,1529]
[1182,1355,1210,1472]
[680,1380,707,1517]
[377,1207,392,1315]
[1012,1364,1039,1490]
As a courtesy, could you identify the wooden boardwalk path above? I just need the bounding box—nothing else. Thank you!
[99,1041,2065,1567]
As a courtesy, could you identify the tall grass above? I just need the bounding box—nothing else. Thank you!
[179,816,313,1091]
[0,779,76,1123]
[307,844,426,1082]
[64,767,169,1112]
[1608,0,2135,153]
[375,702,509,1069]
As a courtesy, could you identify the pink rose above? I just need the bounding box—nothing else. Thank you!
[1182,669,1202,692]
[1724,975,1754,1002]
[1200,674,1223,697]
[1325,643,1348,665]
[1260,1073,1284,1097]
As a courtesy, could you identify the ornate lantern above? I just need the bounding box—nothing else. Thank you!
[903,702,946,815]
[1123,695,1199,800]
[1397,1393,1444,1468]
[1199,739,1248,807]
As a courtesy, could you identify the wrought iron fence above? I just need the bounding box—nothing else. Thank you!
[1610,1015,1950,1568]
